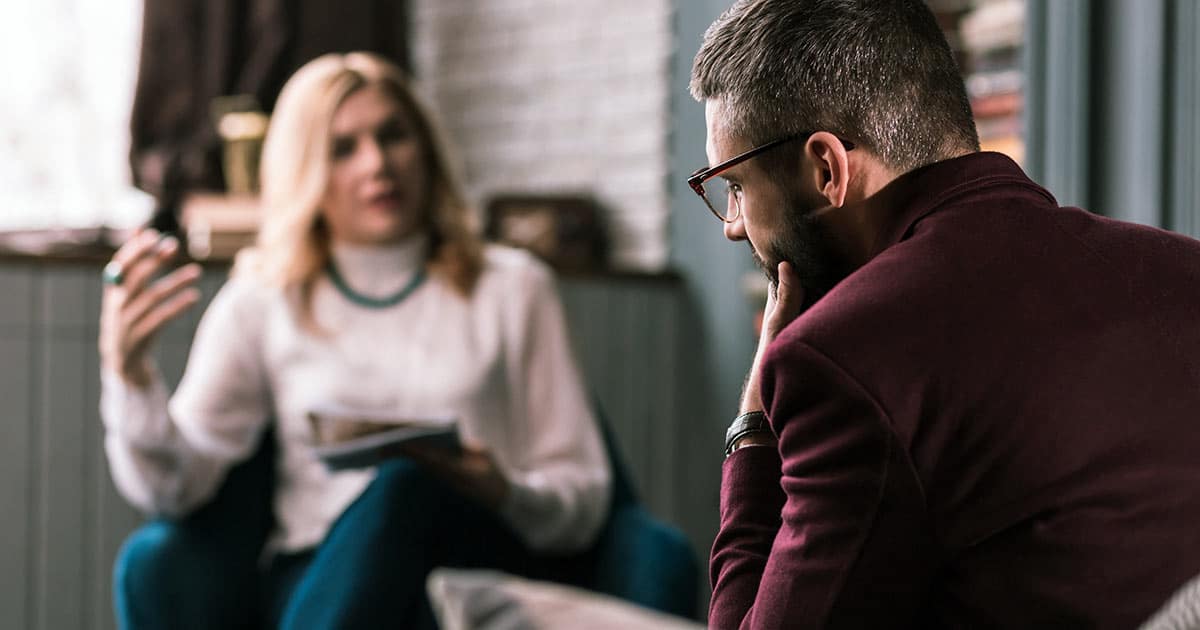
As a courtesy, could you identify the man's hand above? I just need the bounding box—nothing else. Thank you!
[397,444,511,511]
[739,261,806,414]
[763,261,806,341]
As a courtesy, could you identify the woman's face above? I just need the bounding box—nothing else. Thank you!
[319,84,430,245]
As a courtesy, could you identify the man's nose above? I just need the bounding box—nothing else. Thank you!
[723,214,746,242]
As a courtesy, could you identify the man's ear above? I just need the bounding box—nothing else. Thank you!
[804,132,851,208]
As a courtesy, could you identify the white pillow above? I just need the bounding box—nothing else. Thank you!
[426,568,705,630]
[1140,573,1200,630]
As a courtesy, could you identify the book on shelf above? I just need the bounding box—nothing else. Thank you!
[966,68,1023,100]
[181,193,259,260]
[970,90,1022,119]
[958,0,1024,54]
[980,134,1024,164]
[975,114,1022,140]
[954,0,1027,165]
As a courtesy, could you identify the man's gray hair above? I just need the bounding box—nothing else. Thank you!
[691,0,979,172]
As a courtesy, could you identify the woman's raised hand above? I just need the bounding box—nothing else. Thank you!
[99,230,204,387]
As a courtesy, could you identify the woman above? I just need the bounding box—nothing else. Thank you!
[101,52,611,628]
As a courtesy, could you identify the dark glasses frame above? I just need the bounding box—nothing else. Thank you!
[686,132,856,222]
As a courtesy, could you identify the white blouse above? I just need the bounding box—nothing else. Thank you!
[101,236,611,553]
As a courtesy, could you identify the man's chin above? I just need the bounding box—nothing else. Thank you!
[750,249,780,287]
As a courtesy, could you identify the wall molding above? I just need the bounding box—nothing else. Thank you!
[1168,0,1200,237]
[1023,0,1092,209]
[1026,0,1198,236]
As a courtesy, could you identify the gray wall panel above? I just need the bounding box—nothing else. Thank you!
[624,289,654,504]
[1024,0,1092,208]
[0,334,32,630]
[36,335,90,630]
[83,340,115,630]
[557,277,688,519]
[1027,0,1200,236]
[0,264,34,330]
[41,267,95,333]
[1092,0,1168,226]
[646,289,680,519]
[1169,0,1200,238]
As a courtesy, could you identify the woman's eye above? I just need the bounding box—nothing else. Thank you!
[726,183,742,199]
[331,137,356,160]
[377,123,411,145]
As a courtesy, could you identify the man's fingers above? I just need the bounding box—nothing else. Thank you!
[762,261,806,340]
[774,261,805,317]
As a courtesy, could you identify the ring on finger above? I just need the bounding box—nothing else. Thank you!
[102,260,125,286]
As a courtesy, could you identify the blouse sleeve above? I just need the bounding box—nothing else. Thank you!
[101,275,272,518]
[496,257,612,552]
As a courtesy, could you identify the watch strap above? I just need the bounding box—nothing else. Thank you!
[724,410,771,456]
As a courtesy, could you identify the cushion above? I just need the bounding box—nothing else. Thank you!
[427,568,705,630]
[1141,573,1200,630]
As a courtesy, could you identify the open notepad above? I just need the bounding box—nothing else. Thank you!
[307,406,461,471]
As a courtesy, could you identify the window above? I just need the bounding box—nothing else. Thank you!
[0,0,151,232]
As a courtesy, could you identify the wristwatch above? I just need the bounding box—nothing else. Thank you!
[724,411,772,456]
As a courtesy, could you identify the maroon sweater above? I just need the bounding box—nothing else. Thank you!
[710,153,1200,629]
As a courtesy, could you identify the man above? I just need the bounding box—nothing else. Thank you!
[689,1,1200,628]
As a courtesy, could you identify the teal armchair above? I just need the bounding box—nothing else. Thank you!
[114,408,700,626]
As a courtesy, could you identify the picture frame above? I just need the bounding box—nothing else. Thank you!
[484,195,608,271]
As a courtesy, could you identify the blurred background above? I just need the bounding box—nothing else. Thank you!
[1,0,1198,627]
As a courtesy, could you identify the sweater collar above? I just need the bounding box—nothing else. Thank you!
[329,233,429,297]
[861,151,1058,260]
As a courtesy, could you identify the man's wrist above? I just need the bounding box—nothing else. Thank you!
[740,343,771,414]
[739,370,763,415]
[725,410,774,456]
[728,431,777,455]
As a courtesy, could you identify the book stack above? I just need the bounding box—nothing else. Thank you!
[957,0,1025,164]
[928,0,974,71]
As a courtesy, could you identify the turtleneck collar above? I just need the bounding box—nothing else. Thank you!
[329,233,429,296]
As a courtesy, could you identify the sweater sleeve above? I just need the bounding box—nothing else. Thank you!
[709,340,934,630]
[101,275,272,518]
[709,446,786,628]
[496,258,612,553]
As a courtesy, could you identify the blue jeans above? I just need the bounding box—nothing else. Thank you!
[115,459,581,629]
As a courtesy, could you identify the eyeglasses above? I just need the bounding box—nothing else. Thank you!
[686,132,856,223]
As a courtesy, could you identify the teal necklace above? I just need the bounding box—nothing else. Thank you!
[326,262,427,309]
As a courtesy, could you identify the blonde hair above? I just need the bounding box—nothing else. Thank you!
[237,52,483,326]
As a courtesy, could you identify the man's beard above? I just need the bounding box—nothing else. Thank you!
[750,197,848,309]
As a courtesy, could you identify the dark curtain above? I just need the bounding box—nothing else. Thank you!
[129,0,410,231]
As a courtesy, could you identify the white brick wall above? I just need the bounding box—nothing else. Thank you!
[412,0,674,271]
